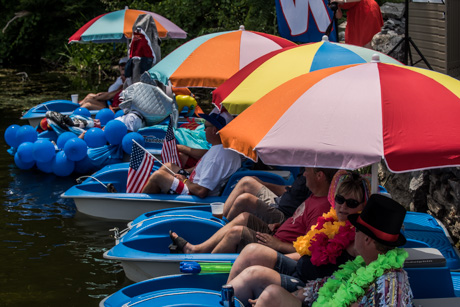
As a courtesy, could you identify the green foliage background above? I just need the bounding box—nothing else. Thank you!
[0,0,403,76]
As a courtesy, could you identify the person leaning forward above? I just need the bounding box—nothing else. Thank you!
[141,112,241,198]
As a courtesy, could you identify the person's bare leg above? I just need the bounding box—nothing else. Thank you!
[226,193,265,221]
[253,284,301,307]
[228,243,278,282]
[223,177,264,217]
[230,266,282,305]
[170,212,251,253]
[80,98,107,110]
[141,163,180,194]
[211,225,245,253]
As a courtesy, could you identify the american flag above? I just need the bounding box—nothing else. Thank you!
[126,141,154,193]
[161,119,181,166]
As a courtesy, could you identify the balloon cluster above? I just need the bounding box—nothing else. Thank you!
[5,116,146,176]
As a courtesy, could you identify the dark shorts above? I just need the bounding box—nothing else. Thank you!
[274,252,306,292]
[237,215,273,252]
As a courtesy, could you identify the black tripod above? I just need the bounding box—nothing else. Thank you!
[388,0,433,70]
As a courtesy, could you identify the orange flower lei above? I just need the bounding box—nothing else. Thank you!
[293,207,347,256]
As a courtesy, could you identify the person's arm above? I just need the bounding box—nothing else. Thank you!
[177,144,208,160]
[94,88,121,101]
[175,173,210,198]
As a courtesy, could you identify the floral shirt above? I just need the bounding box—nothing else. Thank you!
[302,269,413,307]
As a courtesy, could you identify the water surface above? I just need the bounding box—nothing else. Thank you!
[0,69,130,306]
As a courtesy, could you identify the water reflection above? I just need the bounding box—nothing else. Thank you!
[4,165,76,219]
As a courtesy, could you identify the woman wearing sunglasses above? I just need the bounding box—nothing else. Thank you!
[227,170,371,305]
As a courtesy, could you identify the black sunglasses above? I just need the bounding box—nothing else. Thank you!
[335,194,361,208]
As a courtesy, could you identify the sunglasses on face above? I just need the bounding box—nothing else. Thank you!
[335,194,361,208]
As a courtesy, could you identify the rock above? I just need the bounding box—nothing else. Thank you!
[380,2,406,20]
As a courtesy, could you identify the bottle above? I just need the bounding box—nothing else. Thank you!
[220,284,235,307]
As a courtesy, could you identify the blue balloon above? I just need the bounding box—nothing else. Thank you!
[95,108,115,126]
[122,132,145,154]
[73,107,91,117]
[52,151,75,176]
[33,139,56,163]
[17,142,35,163]
[16,125,38,146]
[84,128,106,148]
[115,109,125,118]
[57,131,77,149]
[64,138,87,161]
[4,124,21,148]
[74,155,95,174]
[36,160,53,173]
[104,120,127,145]
[14,152,35,170]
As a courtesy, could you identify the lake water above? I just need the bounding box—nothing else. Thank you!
[0,69,131,306]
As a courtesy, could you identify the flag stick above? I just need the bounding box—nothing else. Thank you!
[132,140,176,176]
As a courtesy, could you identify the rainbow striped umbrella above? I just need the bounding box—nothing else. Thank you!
[147,27,296,89]
[213,36,401,114]
[220,57,460,174]
[69,8,186,43]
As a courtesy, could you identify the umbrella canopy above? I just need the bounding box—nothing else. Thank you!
[219,57,460,174]
[69,8,187,43]
[213,36,401,115]
[147,27,296,89]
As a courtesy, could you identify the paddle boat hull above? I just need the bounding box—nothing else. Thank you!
[62,163,294,221]
[104,203,460,283]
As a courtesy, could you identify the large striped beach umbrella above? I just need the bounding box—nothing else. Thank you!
[213,36,401,115]
[69,8,187,43]
[147,27,296,89]
[220,57,460,174]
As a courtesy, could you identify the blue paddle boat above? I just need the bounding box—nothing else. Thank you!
[21,100,99,127]
[61,163,294,221]
[104,203,460,283]
[100,247,460,307]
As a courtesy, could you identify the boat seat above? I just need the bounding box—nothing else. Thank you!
[220,169,293,197]
[404,248,456,299]
[404,247,446,268]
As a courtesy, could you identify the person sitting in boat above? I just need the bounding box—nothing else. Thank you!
[226,171,371,304]
[168,168,337,254]
[141,112,242,198]
[222,169,310,224]
[79,57,128,110]
[249,194,413,307]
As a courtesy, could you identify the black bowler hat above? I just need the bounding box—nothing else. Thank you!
[348,194,406,247]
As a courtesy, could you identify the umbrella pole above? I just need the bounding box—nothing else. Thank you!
[371,163,379,194]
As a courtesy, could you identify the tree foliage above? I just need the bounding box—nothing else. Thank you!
[0,0,402,72]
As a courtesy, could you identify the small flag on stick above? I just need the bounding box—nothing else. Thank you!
[161,118,181,166]
[126,141,155,193]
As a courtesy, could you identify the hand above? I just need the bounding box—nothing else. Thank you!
[174,174,187,182]
[256,232,282,249]
[248,298,257,306]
